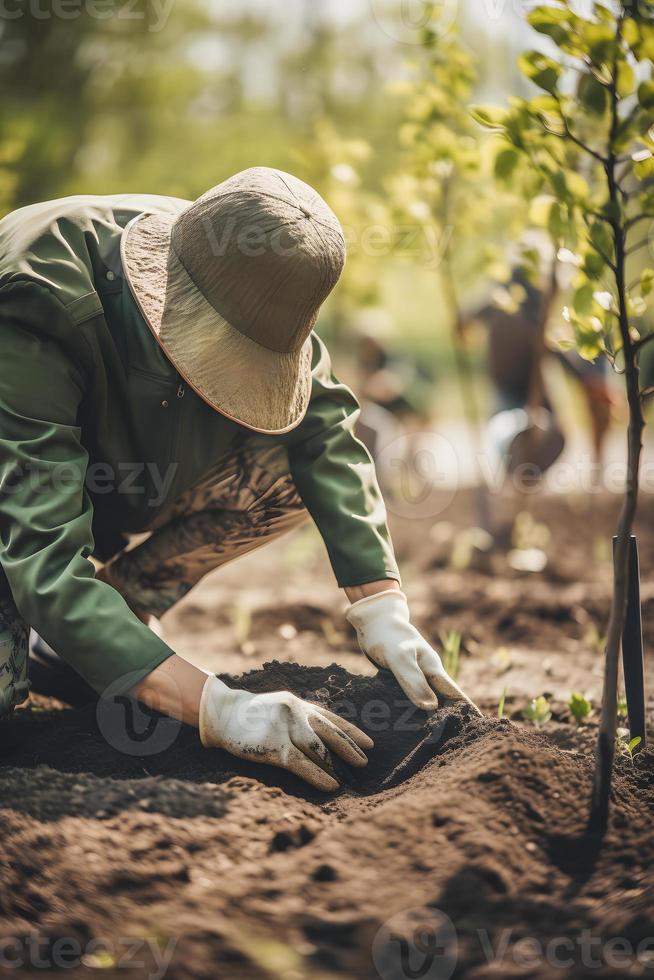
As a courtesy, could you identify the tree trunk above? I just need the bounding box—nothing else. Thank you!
[590,36,644,830]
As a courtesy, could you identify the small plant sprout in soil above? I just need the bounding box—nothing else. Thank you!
[439,629,462,680]
[616,728,643,765]
[2,498,653,977]
[493,646,513,675]
[522,695,553,727]
[568,692,594,725]
[473,0,654,833]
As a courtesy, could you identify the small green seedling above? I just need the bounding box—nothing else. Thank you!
[439,630,462,681]
[522,696,552,728]
[229,604,252,650]
[321,618,346,649]
[568,693,593,726]
[616,728,642,766]
[493,647,513,675]
[497,687,507,721]
[512,511,551,552]
[626,737,642,763]
[583,622,606,657]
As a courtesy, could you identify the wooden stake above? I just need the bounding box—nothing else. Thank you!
[614,535,647,749]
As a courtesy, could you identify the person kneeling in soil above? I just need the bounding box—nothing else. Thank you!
[0,169,477,790]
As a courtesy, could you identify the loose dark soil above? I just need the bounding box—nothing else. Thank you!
[1,491,654,979]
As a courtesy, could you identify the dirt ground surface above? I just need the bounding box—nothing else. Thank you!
[1,489,654,979]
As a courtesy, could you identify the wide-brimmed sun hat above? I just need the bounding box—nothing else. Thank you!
[121,167,347,434]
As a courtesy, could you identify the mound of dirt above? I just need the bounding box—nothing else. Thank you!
[1,663,491,796]
[2,659,653,979]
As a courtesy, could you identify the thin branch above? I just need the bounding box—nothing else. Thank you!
[584,208,614,225]
[626,238,650,256]
[627,275,644,291]
[542,120,607,163]
[625,213,654,232]
[633,332,654,353]
[593,243,618,272]
[616,181,629,203]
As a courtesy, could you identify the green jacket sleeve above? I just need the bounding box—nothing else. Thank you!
[284,334,400,588]
[0,318,174,696]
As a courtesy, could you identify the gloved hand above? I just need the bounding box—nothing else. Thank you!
[199,675,373,791]
[346,589,481,714]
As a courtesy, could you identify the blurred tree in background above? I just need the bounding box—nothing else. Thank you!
[0,0,604,406]
[0,1,405,209]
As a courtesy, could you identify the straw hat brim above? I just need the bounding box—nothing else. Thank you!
[121,212,313,435]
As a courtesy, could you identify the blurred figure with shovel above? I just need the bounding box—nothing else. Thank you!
[468,263,614,493]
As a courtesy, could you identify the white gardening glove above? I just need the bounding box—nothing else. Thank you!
[346,589,481,714]
[199,675,373,791]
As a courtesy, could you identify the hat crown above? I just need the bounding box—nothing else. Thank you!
[170,168,346,354]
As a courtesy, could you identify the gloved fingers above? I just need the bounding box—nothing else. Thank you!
[284,743,340,792]
[388,656,439,711]
[313,705,374,752]
[419,649,483,716]
[290,716,337,773]
[309,712,369,769]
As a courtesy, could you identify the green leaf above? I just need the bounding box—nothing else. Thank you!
[469,104,509,130]
[522,696,552,726]
[634,151,654,180]
[528,5,571,46]
[583,250,606,280]
[617,62,637,99]
[548,200,566,240]
[622,17,640,51]
[528,5,570,25]
[637,24,654,62]
[589,221,613,257]
[551,169,568,199]
[573,283,595,315]
[593,3,613,24]
[551,168,589,202]
[641,269,654,296]
[494,145,520,180]
[568,692,593,724]
[638,80,654,111]
[579,74,609,115]
[583,22,617,66]
[628,295,647,318]
[573,318,605,360]
[518,51,562,95]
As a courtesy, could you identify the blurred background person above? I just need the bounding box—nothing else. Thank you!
[465,264,615,484]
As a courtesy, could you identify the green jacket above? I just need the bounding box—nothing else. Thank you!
[0,194,399,695]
